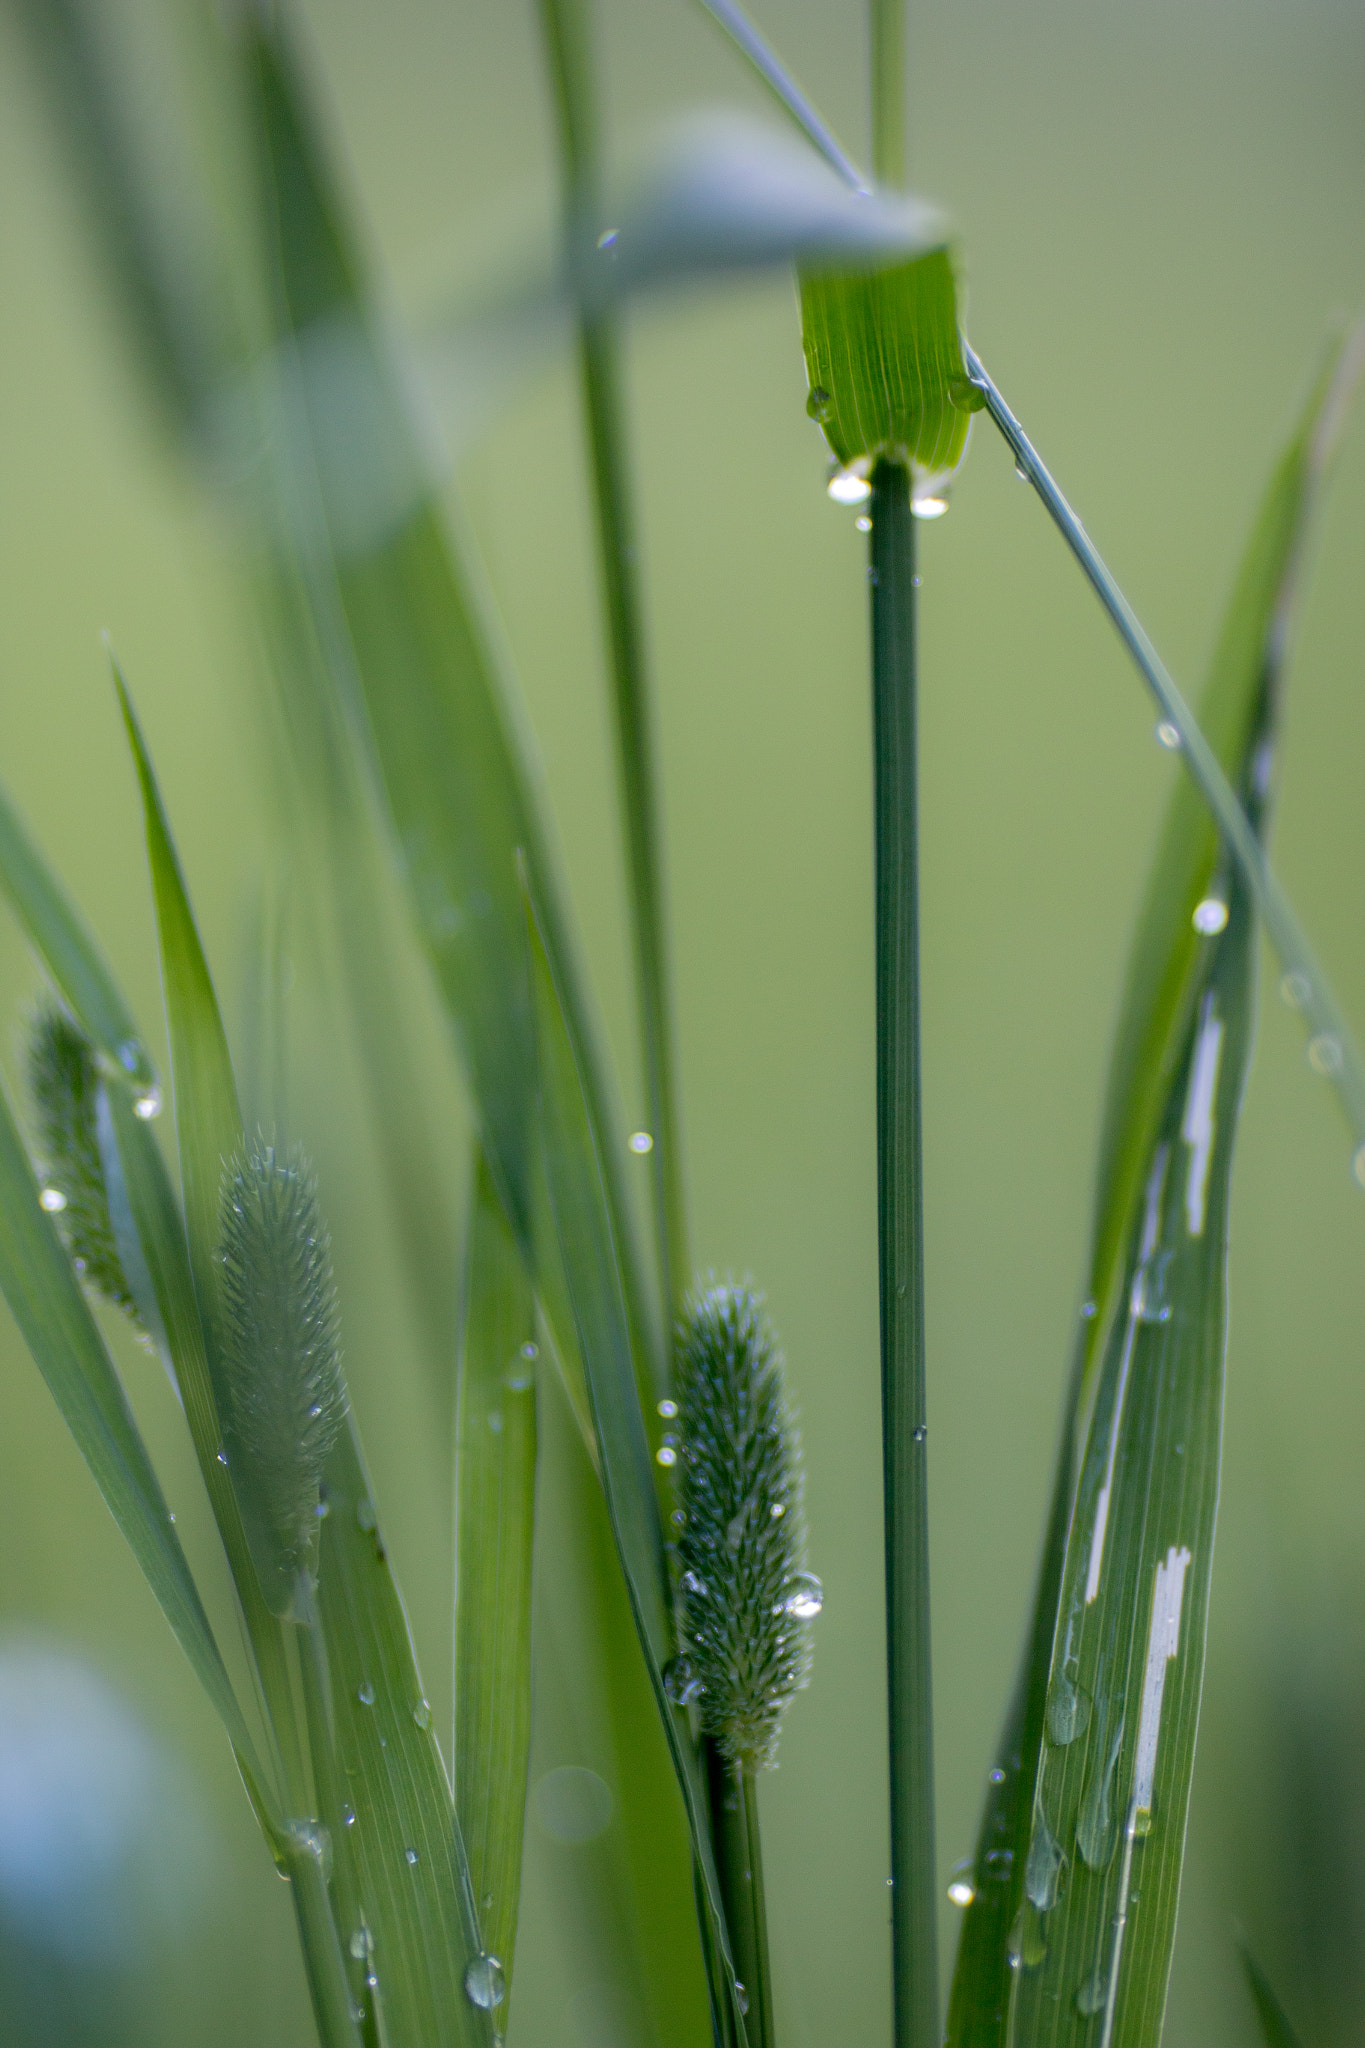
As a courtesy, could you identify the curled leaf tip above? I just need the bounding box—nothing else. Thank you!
[669,1281,816,1769]
[216,1139,347,1618]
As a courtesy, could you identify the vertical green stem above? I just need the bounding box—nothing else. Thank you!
[707,1744,776,2048]
[870,458,937,2048]
[537,0,689,1328]
[871,0,907,187]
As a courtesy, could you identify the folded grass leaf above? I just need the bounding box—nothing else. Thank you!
[453,1149,537,1997]
[945,340,1360,2048]
[28,1007,139,1318]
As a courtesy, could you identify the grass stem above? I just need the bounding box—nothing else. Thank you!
[706,1744,776,2048]
[963,340,1365,1170]
[871,0,907,189]
[538,0,689,1325]
[870,457,938,2048]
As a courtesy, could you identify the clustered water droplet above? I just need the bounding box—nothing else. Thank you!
[663,1656,703,1706]
[782,1572,823,1619]
[39,1186,67,1213]
[656,1444,678,1468]
[657,1398,678,1419]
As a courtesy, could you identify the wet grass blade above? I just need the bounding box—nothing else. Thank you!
[453,1150,538,1997]
[1240,1946,1306,2048]
[523,870,746,2048]
[945,340,1361,2048]
[0,1068,272,1810]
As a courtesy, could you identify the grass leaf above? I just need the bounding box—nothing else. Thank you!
[1240,1946,1306,2048]
[0,1067,271,1811]
[945,340,1358,2048]
[454,1150,538,1996]
[800,249,975,481]
[523,869,746,2048]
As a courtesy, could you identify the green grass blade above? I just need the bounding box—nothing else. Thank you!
[690,0,868,191]
[945,344,1358,2048]
[0,779,156,1094]
[280,1824,366,2048]
[1240,1946,1306,2048]
[312,1423,494,2048]
[0,1069,272,1810]
[523,870,746,2048]
[454,1151,537,1997]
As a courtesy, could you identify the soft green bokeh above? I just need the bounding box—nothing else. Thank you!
[0,2,1362,2046]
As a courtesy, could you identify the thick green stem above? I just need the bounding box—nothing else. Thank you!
[707,1743,776,2048]
[538,0,689,1328]
[870,458,937,2048]
[871,0,907,188]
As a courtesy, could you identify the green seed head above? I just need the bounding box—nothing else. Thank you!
[671,1283,817,1769]
[27,1007,137,1320]
[217,1141,347,1619]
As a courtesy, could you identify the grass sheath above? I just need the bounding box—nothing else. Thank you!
[870,458,938,2048]
[537,0,690,1328]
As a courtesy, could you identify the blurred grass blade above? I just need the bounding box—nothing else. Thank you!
[800,250,976,486]
[0,779,156,1093]
[454,1150,537,1995]
[689,0,867,190]
[0,1070,273,1813]
[946,340,1360,2048]
[523,869,746,2048]
[312,1423,494,2048]
[1240,1946,1306,2048]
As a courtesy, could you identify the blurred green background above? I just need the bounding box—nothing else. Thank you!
[0,0,1362,2043]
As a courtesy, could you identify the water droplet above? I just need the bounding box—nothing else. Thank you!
[1192,897,1228,936]
[535,1765,614,1843]
[657,1398,678,1419]
[1046,1674,1092,1746]
[912,494,949,519]
[488,1410,503,1434]
[316,1497,330,1519]
[1024,1814,1066,1911]
[1076,1711,1124,1870]
[482,1892,493,1911]
[1309,1033,1344,1076]
[1014,460,1029,481]
[671,1508,685,1527]
[628,1131,654,1154]
[856,514,872,532]
[806,386,832,422]
[912,1424,926,1443]
[308,1402,322,1419]
[1156,721,1181,750]
[463,1954,505,2010]
[983,1847,1013,1881]
[663,1656,703,1706]
[343,1805,356,1827]
[656,1445,677,1467]
[597,228,618,250]
[1080,1298,1098,1320]
[358,1681,376,1707]
[357,1499,377,1531]
[734,1984,749,2016]
[39,1186,67,1213]
[947,1880,975,1907]
[1075,1969,1107,2017]
[1131,1249,1172,1325]
[1280,970,1311,1009]
[217,1448,229,1467]
[118,1039,141,1074]
[680,1570,706,1596]
[828,466,872,506]
[133,1087,162,1120]
[989,1767,1007,1785]
[405,1847,419,1866]
[1007,1898,1047,1970]
[783,1572,823,1619]
[770,1502,786,1519]
[349,1926,374,1961]
[412,1699,431,1730]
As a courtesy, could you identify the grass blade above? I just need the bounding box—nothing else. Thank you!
[0,779,156,1095]
[689,0,868,191]
[454,1151,538,1997]
[0,1069,271,1808]
[945,341,1359,2048]
[523,870,746,2048]
[1240,1946,1306,2048]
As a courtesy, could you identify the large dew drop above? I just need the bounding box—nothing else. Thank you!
[464,1954,506,2010]
[1075,1968,1107,2017]
[1024,1813,1067,1913]
[1045,1674,1091,1746]
[782,1572,823,1619]
[1076,1714,1125,1871]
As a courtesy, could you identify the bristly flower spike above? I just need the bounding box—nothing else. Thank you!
[671,1282,818,1769]
[216,1140,347,1620]
[27,1007,138,1320]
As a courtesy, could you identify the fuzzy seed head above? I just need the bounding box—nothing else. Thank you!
[672,1283,814,1769]
[217,1142,346,1617]
[27,1008,137,1320]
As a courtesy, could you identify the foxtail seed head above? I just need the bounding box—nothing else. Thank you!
[28,1008,137,1320]
[671,1283,816,1769]
[217,1142,347,1619]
